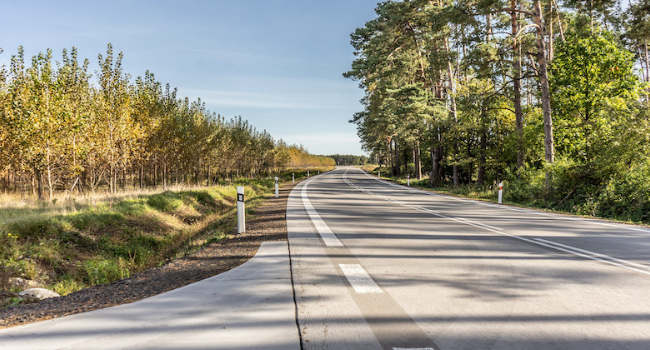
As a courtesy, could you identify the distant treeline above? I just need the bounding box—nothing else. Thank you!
[0,44,332,200]
[327,154,369,166]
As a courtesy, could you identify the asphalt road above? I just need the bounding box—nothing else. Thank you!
[288,167,650,350]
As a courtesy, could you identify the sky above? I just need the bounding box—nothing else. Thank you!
[0,0,379,156]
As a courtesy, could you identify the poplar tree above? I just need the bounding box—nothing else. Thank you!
[1,44,315,198]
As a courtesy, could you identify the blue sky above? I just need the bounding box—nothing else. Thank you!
[0,0,378,155]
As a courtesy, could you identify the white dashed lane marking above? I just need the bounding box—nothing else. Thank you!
[339,264,383,294]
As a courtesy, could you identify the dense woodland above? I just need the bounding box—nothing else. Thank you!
[0,44,333,200]
[346,0,650,222]
[328,154,370,165]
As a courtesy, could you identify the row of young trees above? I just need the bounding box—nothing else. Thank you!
[287,145,337,167]
[0,44,328,200]
[345,0,650,220]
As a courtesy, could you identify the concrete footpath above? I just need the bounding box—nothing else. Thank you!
[0,241,301,350]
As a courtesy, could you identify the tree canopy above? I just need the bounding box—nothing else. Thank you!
[346,0,650,223]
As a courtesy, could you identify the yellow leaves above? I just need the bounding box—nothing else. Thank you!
[2,45,298,197]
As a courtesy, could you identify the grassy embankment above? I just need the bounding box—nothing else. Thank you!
[0,168,331,308]
[366,166,650,226]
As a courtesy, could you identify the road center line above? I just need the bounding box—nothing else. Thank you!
[343,169,650,277]
[338,264,383,294]
[301,178,344,247]
[534,238,650,274]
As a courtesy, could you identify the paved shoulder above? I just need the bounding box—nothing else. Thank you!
[288,175,385,349]
[0,241,300,350]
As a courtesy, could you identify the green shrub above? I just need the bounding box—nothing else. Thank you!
[83,258,131,286]
[597,163,650,222]
[52,278,84,296]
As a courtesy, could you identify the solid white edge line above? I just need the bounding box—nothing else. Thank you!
[301,177,343,247]
[339,264,383,294]
[392,348,435,350]
[344,169,650,277]
[359,169,650,234]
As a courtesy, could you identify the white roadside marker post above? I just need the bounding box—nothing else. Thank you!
[318,170,320,175]
[275,177,279,198]
[292,173,294,183]
[237,186,245,233]
[498,182,503,205]
[378,171,381,178]
[307,170,310,178]
[407,175,410,187]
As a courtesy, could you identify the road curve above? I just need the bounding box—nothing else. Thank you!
[288,167,650,350]
[0,241,300,350]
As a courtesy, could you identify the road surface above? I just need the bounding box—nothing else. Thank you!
[4,166,650,350]
[288,167,650,350]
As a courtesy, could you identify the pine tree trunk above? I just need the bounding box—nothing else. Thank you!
[429,126,443,187]
[415,143,422,180]
[477,129,487,186]
[386,139,392,170]
[512,0,525,171]
[400,147,409,175]
[394,138,400,177]
[430,145,444,187]
[644,40,650,100]
[535,0,555,164]
[444,37,460,186]
[548,8,554,62]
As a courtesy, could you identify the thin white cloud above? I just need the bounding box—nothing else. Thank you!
[183,89,340,110]
[281,132,360,145]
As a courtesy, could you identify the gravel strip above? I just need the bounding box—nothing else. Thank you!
[0,183,296,329]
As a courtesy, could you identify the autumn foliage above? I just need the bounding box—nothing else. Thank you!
[0,44,332,200]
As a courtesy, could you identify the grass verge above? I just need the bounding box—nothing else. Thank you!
[0,171,325,309]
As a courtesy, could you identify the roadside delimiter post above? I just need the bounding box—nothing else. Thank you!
[407,175,410,187]
[292,173,294,183]
[275,177,279,198]
[307,170,310,177]
[498,182,503,205]
[237,186,245,233]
